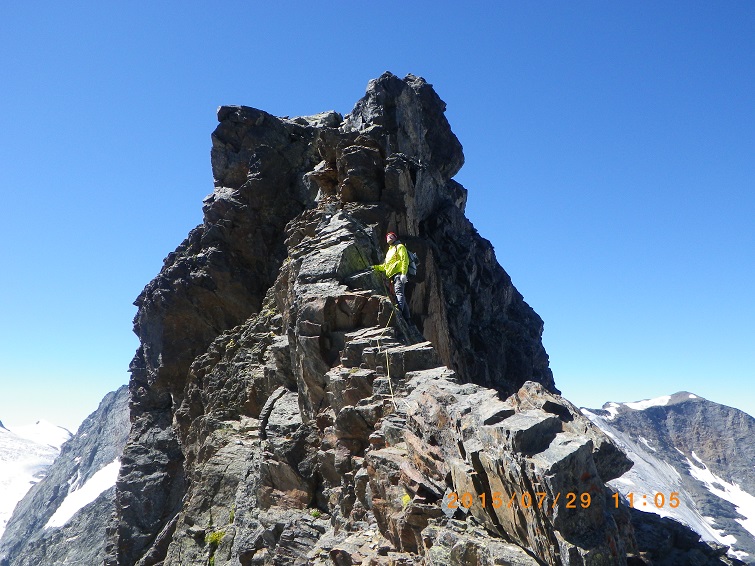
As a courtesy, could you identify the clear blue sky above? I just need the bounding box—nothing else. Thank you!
[1,2,753,432]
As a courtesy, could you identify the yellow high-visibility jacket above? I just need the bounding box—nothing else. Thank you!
[374,243,409,278]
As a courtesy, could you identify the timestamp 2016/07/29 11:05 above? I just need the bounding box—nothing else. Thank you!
[445,491,681,511]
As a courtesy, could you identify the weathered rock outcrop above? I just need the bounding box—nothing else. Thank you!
[0,385,130,566]
[106,73,741,565]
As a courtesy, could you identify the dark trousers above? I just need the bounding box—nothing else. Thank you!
[392,275,410,320]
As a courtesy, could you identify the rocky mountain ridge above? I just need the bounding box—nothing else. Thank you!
[107,72,745,565]
[110,72,570,566]
[584,392,755,564]
[4,73,743,565]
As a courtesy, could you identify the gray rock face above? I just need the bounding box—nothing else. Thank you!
[103,73,741,565]
[0,385,130,566]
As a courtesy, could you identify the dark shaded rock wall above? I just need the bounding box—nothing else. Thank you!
[114,106,325,564]
[340,74,554,394]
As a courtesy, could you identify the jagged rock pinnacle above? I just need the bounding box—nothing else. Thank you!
[101,74,740,566]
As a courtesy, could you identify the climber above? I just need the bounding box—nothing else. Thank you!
[373,232,411,320]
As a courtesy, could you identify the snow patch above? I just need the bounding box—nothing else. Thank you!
[604,403,620,420]
[583,405,621,421]
[730,548,751,561]
[68,470,83,492]
[702,516,738,545]
[45,459,120,529]
[9,420,71,450]
[624,396,671,411]
[0,427,61,537]
[686,456,755,540]
[639,437,656,452]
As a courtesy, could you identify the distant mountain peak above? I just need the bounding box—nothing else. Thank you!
[585,393,755,563]
[586,392,707,421]
[0,385,130,566]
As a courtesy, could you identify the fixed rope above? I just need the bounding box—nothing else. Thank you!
[374,308,398,411]
[351,238,408,410]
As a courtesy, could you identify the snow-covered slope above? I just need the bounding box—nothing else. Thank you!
[11,420,72,450]
[0,386,130,566]
[0,422,71,537]
[584,392,755,564]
